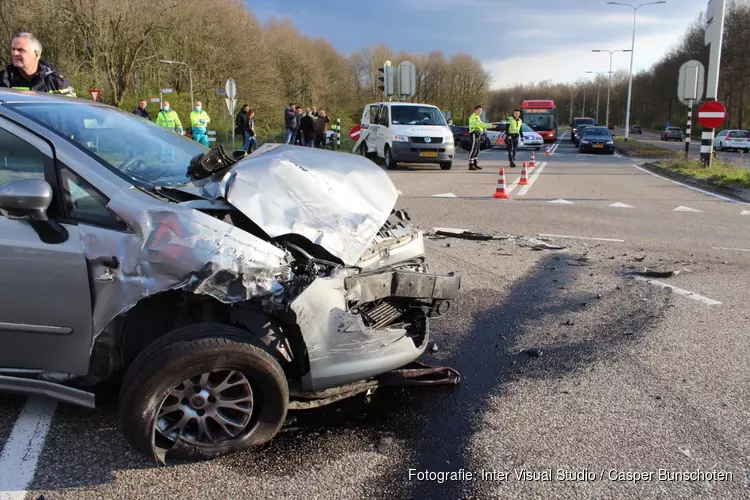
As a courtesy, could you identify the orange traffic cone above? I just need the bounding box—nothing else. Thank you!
[493,167,511,199]
[545,145,552,156]
[529,152,536,168]
[519,162,529,185]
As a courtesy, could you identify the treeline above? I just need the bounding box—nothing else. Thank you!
[0,0,490,137]
[488,0,750,131]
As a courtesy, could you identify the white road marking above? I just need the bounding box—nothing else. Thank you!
[396,190,403,195]
[741,210,750,215]
[609,202,634,208]
[517,161,547,196]
[713,246,750,252]
[431,193,457,198]
[537,233,625,243]
[673,206,703,212]
[549,198,574,204]
[506,177,520,194]
[0,397,57,500]
[632,276,722,305]
[630,163,748,204]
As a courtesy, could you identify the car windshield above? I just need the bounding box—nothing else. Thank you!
[7,102,207,189]
[390,105,447,126]
[728,130,749,138]
[521,124,535,133]
[574,119,595,126]
[583,127,610,136]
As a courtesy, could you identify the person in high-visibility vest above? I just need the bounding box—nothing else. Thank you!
[506,108,523,168]
[0,32,76,96]
[468,105,494,170]
[190,101,211,147]
[156,100,184,135]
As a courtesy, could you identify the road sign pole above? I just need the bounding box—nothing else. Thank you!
[685,100,692,157]
[703,0,727,168]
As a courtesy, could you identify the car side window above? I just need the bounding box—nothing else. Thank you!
[369,105,380,126]
[60,167,128,230]
[0,128,48,188]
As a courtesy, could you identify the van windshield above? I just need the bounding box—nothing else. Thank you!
[390,105,447,126]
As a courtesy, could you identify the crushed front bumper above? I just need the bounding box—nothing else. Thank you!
[290,268,461,391]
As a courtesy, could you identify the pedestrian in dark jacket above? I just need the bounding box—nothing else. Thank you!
[314,110,331,148]
[299,108,316,147]
[284,103,297,144]
[294,106,304,145]
[0,32,75,96]
[133,99,150,120]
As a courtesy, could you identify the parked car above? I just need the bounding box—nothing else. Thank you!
[630,125,643,134]
[578,126,615,154]
[450,125,490,151]
[485,122,543,150]
[661,126,684,141]
[570,117,596,142]
[715,129,750,153]
[0,90,462,462]
[356,101,455,170]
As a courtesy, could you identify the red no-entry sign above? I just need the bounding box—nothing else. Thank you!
[697,101,726,129]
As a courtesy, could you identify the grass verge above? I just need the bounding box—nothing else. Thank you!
[614,137,677,158]
[656,156,750,189]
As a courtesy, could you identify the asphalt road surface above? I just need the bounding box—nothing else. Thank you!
[615,128,750,167]
[2,132,750,499]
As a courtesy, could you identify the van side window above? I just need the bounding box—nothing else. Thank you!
[369,105,380,126]
[379,106,389,126]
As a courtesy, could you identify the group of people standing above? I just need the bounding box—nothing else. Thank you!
[132,98,212,147]
[284,103,333,148]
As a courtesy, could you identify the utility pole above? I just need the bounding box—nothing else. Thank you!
[592,49,631,127]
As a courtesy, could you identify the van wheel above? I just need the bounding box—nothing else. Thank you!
[359,142,368,156]
[384,146,396,170]
[440,162,452,170]
[118,323,288,461]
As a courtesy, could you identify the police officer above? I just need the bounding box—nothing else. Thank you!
[0,32,76,96]
[156,100,184,135]
[468,105,494,170]
[190,101,211,146]
[506,108,523,168]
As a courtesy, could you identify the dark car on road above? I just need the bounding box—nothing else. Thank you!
[571,117,596,143]
[630,125,642,134]
[578,126,615,154]
[450,125,490,151]
[661,126,684,141]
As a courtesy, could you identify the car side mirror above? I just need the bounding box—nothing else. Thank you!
[0,178,53,221]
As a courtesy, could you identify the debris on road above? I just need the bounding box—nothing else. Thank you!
[525,348,544,358]
[430,342,439,352]
[432,227,495,241]
[635,268,682,278]
[564,319,575,326]
[678,447,692,459]
[377,436,394,453]
[526,238,566,251]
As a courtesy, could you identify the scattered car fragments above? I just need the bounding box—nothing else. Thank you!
[0,90,463,464]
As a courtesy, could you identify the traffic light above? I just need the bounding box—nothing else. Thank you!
[377,60,394,96]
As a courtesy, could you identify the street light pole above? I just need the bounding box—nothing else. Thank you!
[158,59,195,110]
[586,71,608,124]
[592,49,631,128]
[608,1,667,141]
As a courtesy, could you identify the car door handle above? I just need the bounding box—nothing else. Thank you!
[97,256,120,269]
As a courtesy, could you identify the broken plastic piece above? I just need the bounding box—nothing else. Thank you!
[635,268,681,278]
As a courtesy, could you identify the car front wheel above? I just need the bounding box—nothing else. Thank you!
[440,161,452,170]
[118,323,289,461]
[384,146,397,170]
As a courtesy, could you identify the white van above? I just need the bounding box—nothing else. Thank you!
[353,102,455,170]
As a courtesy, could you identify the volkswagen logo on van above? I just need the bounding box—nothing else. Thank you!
[424,136,432,143]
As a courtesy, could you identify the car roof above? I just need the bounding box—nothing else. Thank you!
[367,102,439,108]
[0,88,102,106]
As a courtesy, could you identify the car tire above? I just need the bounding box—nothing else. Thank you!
[384,145,396,170]
[118,323,289,461]
[744,149,749,154]
[439,162,452,170]
[535,147,540,151]
[359,142,368,157]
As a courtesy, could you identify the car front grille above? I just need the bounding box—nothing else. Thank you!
[411,137,444,144]
[410,148,446,153]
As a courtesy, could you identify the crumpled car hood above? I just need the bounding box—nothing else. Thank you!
[197,144,399,266]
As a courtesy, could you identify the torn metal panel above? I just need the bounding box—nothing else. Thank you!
[198,145,399,267]
[344,269,461,305]
[289,270,425,392]
[82,189,292,337]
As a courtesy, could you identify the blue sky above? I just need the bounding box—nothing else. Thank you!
[248,0,708,88]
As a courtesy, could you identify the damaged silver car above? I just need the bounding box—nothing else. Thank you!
[0,90,461,462]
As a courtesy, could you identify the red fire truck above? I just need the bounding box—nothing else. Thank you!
[521,100,558,143]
